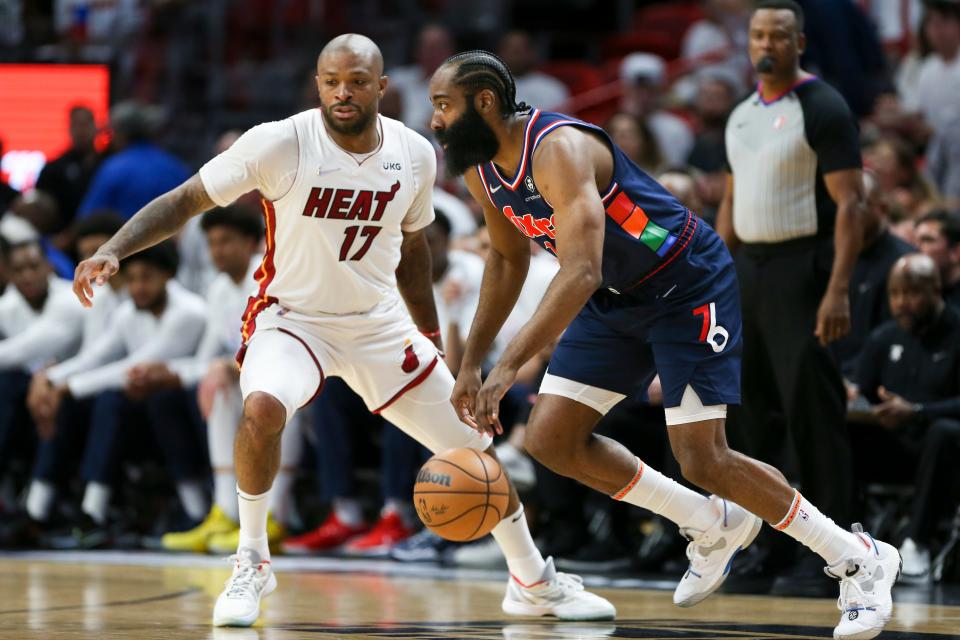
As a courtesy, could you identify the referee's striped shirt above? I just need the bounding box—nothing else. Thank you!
[725,77,861,244]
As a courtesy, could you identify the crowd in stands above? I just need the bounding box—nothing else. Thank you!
[0,0,958,593]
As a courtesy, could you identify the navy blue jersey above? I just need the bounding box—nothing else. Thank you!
[476,109,697,292]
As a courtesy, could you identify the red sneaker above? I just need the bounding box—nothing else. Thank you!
[342,511,413,557]
[281,513,368,555]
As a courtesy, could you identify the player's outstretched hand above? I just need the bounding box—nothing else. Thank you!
[73,252,120,308]
[474,365,517,437]
[451,366,482,431]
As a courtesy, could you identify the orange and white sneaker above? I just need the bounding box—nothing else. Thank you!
[281,512,369,555]
[502,557,616,621]
[673,495,763,607]
[826,525,901,640]
[341,511,413,557]
[212,547,276,627]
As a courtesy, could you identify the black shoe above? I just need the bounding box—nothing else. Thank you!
[555,534,633,573]
[770,551,836,598]
[44,514,112,550]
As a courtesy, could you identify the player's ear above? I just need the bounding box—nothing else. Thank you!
[379,75,388,99]
[475,89,495,114]
[796,31,806,56]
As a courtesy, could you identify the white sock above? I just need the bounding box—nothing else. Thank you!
[26,479,55,522]
[333,497,363,527]
[775,490,865,566]
[613,457,714,531]
[491,506,547,586]
[214,471,239,522]
[209,388,240,521]
[177,480,208,522]
[81,482,111,525]
[237,485,271,559]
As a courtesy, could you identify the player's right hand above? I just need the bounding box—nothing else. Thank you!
[73,252,120,308]
[451,366,482,432]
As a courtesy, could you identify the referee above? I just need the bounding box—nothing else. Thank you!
[716,0,866,592]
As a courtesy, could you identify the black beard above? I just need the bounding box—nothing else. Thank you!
[321,102,375,136]
[434,100,500,177]
[755,56,775,74]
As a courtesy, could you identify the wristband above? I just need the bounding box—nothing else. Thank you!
[420,329,442,338]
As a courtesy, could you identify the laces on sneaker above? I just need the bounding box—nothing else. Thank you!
[223,554,263,599]
[680,528,714,571]
[538,572,585,598]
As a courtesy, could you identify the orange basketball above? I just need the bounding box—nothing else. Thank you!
[413,448,510,542]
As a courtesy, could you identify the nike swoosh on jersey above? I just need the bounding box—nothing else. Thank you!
[490,184,502,193]
[317,167,341,176]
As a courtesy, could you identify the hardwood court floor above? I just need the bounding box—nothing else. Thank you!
[1,553,959,639]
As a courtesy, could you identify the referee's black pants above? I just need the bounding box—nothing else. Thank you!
[732,236,852,524]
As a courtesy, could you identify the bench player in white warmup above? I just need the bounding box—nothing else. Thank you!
[72,34,614,628]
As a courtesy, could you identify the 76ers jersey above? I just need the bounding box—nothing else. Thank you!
[476,110,696,292]
[200,109,436,319]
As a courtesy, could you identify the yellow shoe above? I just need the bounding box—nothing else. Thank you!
[206,513,287,555]
[161,505,239,553]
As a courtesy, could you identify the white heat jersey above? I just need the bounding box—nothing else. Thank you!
[199,109,436,334]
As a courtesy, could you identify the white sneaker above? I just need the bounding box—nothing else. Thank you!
[502,557,616,621]
[212,548,277,627]
[898,537,930,583]
[673,495,763,607]
[825,525,901,640]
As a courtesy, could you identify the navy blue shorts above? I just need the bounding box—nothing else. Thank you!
[548,221,742,409]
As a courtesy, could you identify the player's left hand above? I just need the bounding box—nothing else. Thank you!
[815,288,850,345]
[475,364,517,437]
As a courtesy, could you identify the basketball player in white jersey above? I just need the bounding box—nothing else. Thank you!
[72,34,614,628]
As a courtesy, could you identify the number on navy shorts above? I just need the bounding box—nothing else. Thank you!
[693,302,729,353]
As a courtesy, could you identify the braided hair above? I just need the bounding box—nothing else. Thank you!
[442,49,530,118]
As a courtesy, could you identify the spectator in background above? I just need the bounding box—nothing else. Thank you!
[914,209,960,308]
[853,254,960,582]
[34,242,208,546]
[905,1,960,139]
[864,136,941,219]
[77,102,190,219]
[687,70,740,219]
[682,0,751,88]
[388,24,455,134]
[35,105,101,231]
[619,53,694,167]
[5,192,75,279]
[157,207,302,554]
[0,241,83,486]
[497,30,569,111]
[604,112,664,175]
[927,117,960,209]
[657,167,704,217]
[10,214,126,540]
[831,172,916,383]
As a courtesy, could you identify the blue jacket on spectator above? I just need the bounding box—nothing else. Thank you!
[77,143,191,219]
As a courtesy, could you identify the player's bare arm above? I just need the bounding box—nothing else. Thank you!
[451,168,530,429]
[396,228,444,353]
[815,167,866,345]
[715,172,738,252]
[73,174,215,307]
[473,127,608,434]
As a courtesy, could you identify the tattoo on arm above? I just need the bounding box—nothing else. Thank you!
[100,174,216,260]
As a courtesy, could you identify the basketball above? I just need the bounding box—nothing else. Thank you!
[413,448,510,542]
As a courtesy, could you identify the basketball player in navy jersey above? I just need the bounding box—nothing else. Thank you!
[430,51,900,639]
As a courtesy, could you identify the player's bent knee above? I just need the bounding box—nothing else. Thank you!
[241,392,287,436]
